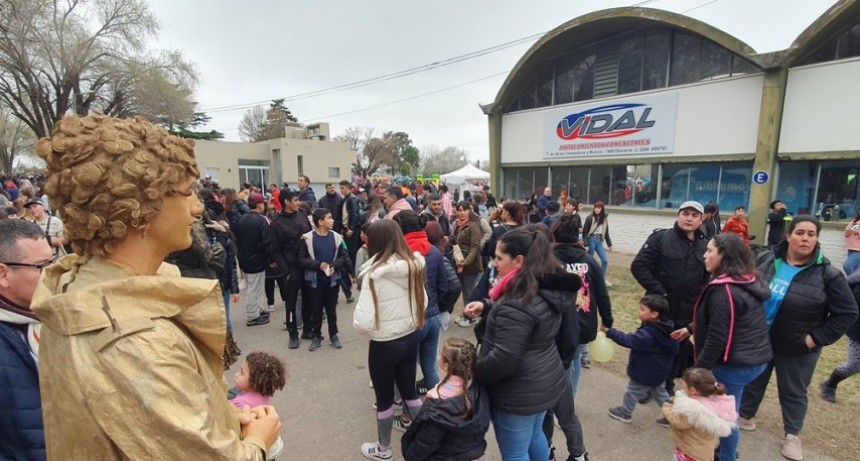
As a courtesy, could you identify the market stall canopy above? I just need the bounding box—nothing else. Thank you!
[440,164,491,184]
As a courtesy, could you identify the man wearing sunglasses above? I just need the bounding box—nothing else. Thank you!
[0,219,53,460]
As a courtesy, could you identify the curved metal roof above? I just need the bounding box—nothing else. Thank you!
[781,0,860,67]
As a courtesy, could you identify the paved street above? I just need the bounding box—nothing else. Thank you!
[229,286,838,461]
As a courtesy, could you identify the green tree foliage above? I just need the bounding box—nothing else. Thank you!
[238,99,300,142]
[384,131,420,176]
[169,111,224,141]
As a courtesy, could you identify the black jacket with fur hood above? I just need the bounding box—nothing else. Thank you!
[475,272,582,415]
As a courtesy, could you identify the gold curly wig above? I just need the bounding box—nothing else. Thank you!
[37,114,199,257]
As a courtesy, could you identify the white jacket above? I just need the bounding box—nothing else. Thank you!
[353,253,427,342]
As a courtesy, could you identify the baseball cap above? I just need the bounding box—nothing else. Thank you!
[678,200,704,214]
[248,192,265,207]
[23,198,44,208]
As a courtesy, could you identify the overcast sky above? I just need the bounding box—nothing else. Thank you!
[147,0,836,161]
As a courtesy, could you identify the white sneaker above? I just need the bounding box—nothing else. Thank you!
[737,416,756,431]
[266,304,275,312]
[361,442,393,460]
[456,316,479,327]
[439,311,451,331]
[782,434,803,461]
[605,279,613,287]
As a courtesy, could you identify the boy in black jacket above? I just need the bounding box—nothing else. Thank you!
[604,295,679,425]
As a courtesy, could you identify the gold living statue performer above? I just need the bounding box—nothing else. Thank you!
[31,114,281,460]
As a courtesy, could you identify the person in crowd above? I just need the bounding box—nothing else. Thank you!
[766,200,792,248]
[463,228,581,461]
[631,201,708,395]
[820,267,860,402]
[702,202,722,240]
[31,114,280,460]
[230,351,287,461]
[722,206,752,245]
[297,175,316,207]
[223,187,251,231]
[415,183,432,211]
[425,220,461,332]
[483,185,497,210]
[354,222,372,280]
[234,192,272,327]
[662,368,737,461]
[422,193,452,238]
[541,201,561,228]
[362,192,386,225]
[3,180,19,202]
[737,216,858,461]
[202,190,241,342]
[671,232,771,461]
[384,186,412,220]
[557,187,569,210]
[583,200,613,286]
[604,295,678,426]
[400,338,490,461]
[268,184,282,214]
[23,198,66,260]
[0,219,53,460]
[353,220,427,460]
[269,189,313,349]
[318,183,343,224]
[551,213,612,398]
[395,211,447,397]
[452,201,484,320]
[842,208,860,275]
[298,208,350,351]
[481,201,524,266]
[536,187,552,216]
[340,180,363,285]
[439,185,454,220]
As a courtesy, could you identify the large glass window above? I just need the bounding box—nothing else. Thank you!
[670,32,701,86]
[700,40,732,81]
[618,36,644,94]
[570,167,589,202]
[573,53,596,101]
[777,161,859,219]
[643,31,670,90]
[554,55,576,105]
[776,161,817,215]
[519,80,536,110]
[817,164,858,219]
[802,21,860,65]
[717,162,752,212]
[589,166,611,204]
[502,167,549,201]
[536,66,554,108]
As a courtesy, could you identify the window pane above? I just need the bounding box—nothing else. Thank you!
[643,31,670,90]
[817,163,859,220]
[503,168,520,200]
[551,167,572,198]
[717,162,752,212]
[611,166,628,205]
[555,55,576,105]
[570,167,589,203]
[328,167,340,178]
[776,161,817,215]
[731,55,759,75]
[631,164,658,207]
[661,163,693,208]
[700,40,732,81]
[801,39,838,65]
[573,52,596,101]
[837,23,860,60]
[688,163,722,205]
[536,66,554,108]
[618,36,644,94]
[589,166,611,204]
[670,32,701,86]
[519,80,536,110]
[534,167,549,198]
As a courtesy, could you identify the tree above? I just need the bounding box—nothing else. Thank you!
[0,109,36,174]
[384,131,420,176]
[335,127,396,178]
[238,99,300,142]
[238,105,268,142]
[419,145,469,175]
[169,111,224,141]
[0,0,198,138]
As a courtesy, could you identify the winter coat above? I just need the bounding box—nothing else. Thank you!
[691,276,772,369]
[453,219,483,275]
[225,200,250,231]
[475,272,582,415]
[422,210,451,237]
[703,215,722,240]
[846,272,860,341]
[631,223,709,326]
[269,210,313,276]
[663,393,737,461]
[165,217,220,280]
[722,216,750,244]
[553,244,613,344]
[481,223,520,259]
[353,254,428,342]
[400,383,490,461]
[298,187,316,207]
[757,243,858,356]
[205,201,240,295]
[404,232,447,318]
[766,209,791,247]
[298,230,350,289]
[583,214,613,248]
[30,256,267,461]
[438,257,462,315]
[0,320,45,461]
[606,319,679,386]
[342,193,362,233]
[317,193,344,228]
[385,198,413,220]
[536,195,551,214]
[233,212,270,274]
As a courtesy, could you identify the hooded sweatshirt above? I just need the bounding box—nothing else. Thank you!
[553,243,613,344]
[30,256,267,460]
[663,393,737,461]
[404,231,446,318]
[606,318,679,386]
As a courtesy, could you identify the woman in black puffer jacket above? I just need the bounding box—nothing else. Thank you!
[464,227,581,460]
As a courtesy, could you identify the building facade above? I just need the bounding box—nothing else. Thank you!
[483,1,860,269]
[194,122,356,193]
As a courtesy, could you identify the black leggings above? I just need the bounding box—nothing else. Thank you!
[369,332,420,412]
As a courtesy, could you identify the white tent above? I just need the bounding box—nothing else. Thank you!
[439,164,491,185]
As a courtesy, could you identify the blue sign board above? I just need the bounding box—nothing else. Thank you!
[752,171,769,185]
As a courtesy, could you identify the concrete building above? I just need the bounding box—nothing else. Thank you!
[482,1,860,269]
[194,122,355,192]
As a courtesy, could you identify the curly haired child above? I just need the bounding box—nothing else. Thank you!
[230,352,287,460]
[401,338,490,461]
[662,368,737,461]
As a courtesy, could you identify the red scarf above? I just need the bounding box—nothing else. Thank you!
[404,231,431,256]
[489,266,521,301]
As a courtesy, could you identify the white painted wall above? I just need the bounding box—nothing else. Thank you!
[779,57,860,154]
[501,75,764,163]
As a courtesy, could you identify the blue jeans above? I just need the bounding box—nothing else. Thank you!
[221,289,234,332]
[416,314,441,388]
[844,250,860,276]
[570,344,588,398]
[491,409,549,461]
[587,235,608,279]
[711,363,766,461]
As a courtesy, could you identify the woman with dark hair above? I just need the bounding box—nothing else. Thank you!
[481,202,524,266]
[463,228,581,460]
[361,192,385,225]
[582,201,612,285]
[736,216,858,461]
[671,233,771,461]
[452,201,484,306]
[843,208,860,275]
[222,187,250,231]
[353,220,428,460]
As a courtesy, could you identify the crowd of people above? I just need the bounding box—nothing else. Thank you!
[2,114,860,461]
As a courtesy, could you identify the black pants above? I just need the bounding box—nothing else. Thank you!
[284,269,309,338]
[543,369,587,458]
[665,338,694,393]
[265,275,288,306]
[369,332,420,412]
[339,267,353,299]
[307,282,339,338]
